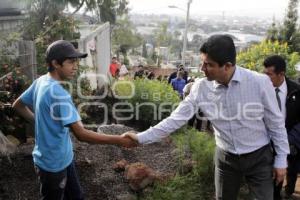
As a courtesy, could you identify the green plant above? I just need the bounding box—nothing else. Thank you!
[113,79,180,129]
[112,16,144,60]
[0,33,21,77]
[237,40,299,78]
[174,128,215,197]
[0,34,32,141]
[144,128,215,200]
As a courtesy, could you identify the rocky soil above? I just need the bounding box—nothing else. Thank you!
[0,124,179,200]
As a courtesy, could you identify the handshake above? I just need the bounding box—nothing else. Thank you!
[119,131,139,148]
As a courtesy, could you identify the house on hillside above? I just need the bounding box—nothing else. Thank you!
[0,1,36,82]
[0,1,28,34]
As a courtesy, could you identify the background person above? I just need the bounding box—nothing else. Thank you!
[119,62,129,77]
[263,55,300,200]
[109,56,120,78]
[134,64,145,79]
[171,70,186,99]
[168,64,188,84]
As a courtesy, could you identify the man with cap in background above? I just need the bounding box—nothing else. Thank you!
[12,40,137,199]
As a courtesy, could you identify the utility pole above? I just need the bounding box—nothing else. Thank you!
[182,0,192,66]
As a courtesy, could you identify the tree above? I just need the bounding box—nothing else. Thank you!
[189,34,204,52]
[70,0,129,24]
[168,30,182,60]
[22,0,129,40]
[96,0,128,24]
[153,22,172,47]
[22,0,82,41]
[21,0,82,75]
[237,40,299,78]
[266,17,281,42]
[23,0,63,40]
[112,17,143,63]
[282,0,299,45]
[142,42,148,58]
[152,22,172,66]
[266,0,300,52]
[67,0,97,15]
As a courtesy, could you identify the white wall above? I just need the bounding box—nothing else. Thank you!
[78,23,111,89]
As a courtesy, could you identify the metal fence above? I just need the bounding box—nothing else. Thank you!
[0,40,36,90]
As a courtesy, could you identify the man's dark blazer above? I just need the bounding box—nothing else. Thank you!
[274,78,300,200]
[285,78,300,148]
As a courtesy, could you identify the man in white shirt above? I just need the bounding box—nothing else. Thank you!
[264,55,300,200]
[124,35,289,200]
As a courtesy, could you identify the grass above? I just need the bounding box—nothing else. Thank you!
[142,127,215,200]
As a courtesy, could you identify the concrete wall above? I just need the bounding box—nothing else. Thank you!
[78,23,111,89]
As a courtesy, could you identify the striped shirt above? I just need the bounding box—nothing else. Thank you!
[137,66,289,168]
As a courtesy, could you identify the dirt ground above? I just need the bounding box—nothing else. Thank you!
[290,179,300,200]
[0,125,178,200]
[2,123,300,200]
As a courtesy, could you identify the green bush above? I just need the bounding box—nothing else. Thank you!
[237,40,299,78]
[113,79,180,129]
[144,128,215,200]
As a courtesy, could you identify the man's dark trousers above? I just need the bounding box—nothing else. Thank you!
[215,144,274,200]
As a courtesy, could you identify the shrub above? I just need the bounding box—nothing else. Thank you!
[113,79,180,129]
[237,40,299,78]
[144,128,215,200]
[0,35,32,141]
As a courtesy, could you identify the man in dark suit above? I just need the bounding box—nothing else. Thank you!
[264,55,300,200]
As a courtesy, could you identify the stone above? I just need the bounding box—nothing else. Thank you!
[113,159,129,172]
[26,137,35,144]
[125,162,157,191]
[97,124,134,135]
[6,135,20,146]
[0,132,17,155]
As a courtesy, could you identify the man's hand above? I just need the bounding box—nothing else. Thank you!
[121,131,138,142]
[119,131,139,148]
[273,168,286,185]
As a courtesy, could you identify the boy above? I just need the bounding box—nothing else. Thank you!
[12,40,136,199]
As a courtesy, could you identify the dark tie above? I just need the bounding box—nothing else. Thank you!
[275,88,281,111]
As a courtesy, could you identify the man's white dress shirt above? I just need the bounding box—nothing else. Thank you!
[137,66,289,168]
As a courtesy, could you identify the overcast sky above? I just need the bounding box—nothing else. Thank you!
[128,0,291,19]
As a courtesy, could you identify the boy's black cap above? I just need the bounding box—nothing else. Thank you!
[46,40,88,63]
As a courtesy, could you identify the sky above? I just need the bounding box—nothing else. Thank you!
[128,0,291,19]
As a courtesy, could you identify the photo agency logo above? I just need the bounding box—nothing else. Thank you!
[49,74,265,128]
[49,74,178,128]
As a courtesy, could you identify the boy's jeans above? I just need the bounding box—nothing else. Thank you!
[35,161,84,200]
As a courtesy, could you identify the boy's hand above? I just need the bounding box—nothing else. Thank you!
[119,132,138,148]
[122,131,138,142]
[119,131,139,148]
